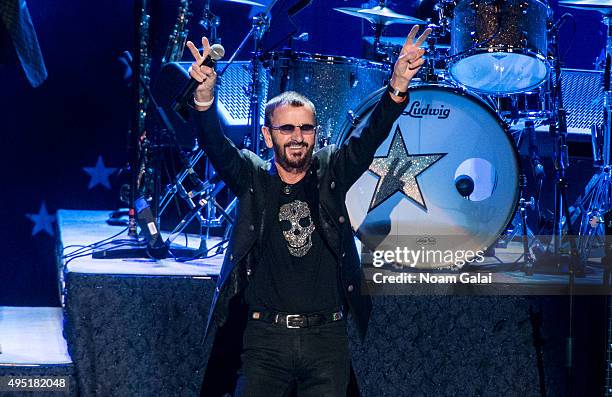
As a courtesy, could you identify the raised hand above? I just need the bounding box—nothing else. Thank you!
[186,36,216,108]
[390,25,431,95]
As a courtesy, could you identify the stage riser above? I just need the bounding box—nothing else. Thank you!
[63,273,216,397]
[62,271,604,396]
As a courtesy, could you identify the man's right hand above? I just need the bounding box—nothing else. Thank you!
[186,37,217,111]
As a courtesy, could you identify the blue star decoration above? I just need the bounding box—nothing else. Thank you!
[83,155,117,190]
[368,126,446,212]
[26,201,56,237]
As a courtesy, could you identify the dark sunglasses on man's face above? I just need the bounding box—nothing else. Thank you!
[267,124,318,134]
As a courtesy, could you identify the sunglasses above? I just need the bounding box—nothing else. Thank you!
[267,124,318,134]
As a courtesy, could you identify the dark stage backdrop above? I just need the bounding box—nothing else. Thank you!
[0,0,604,306]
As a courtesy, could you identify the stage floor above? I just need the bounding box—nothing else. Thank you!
[57,209,606,293]
[0,306,71,366]
[57,210,222,276]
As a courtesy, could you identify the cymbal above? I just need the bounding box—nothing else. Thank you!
[363,36,450,49]
[221,0,264,6]
[559,0,612,14]
[334,6,426,26]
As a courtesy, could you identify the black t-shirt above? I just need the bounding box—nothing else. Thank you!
[244,173,342,314]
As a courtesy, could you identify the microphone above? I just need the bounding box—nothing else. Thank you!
[171,43,225,115]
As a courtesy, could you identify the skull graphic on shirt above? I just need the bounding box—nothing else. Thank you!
[279,200,315,257]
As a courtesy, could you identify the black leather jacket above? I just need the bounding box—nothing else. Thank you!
[196,91,408,396]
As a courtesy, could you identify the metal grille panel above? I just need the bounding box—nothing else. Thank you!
[216,61,268,126]
[561,68,603,134]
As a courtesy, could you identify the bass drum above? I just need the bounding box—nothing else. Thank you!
[337,84,520,269]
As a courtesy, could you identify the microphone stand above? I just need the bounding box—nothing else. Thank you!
[127,0,148,239]
[545,23,583,397]
[218,0,278,156]
[518,173,536,275]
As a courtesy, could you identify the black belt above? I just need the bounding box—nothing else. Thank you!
[249,309,344,329]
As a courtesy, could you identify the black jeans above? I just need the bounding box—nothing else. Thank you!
[233,317,350,397]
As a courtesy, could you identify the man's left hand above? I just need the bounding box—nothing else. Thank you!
[389,25,432,101]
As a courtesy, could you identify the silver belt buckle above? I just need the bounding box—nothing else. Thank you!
[286,314,301,329]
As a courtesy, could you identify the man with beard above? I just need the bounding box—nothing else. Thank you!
[188,25,430,397]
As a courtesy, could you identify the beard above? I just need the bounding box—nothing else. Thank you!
[271,138,314,173]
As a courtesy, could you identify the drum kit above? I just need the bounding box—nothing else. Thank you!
[153,0,612,273]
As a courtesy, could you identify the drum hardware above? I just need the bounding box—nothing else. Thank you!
[158,150,209,219]
[561,0,612,267]
[517,175,537,275]
[496,174,541,274]
[433,0,455,33]
[333,3,426,27]
[526,121,547,185]
[334,2,426,63]
[498,121,545,275]
[218,1,277,157]
[419,0,453,82]
[526,120,548,233]
[220,0,264,6]
[532,20,588,391]
[538,15,584,277]
[490,86,553,126]
[592,123,605,164]
[363,36,451,51]
[602,209,612,285]
[199,0,221,44]
[449,0,552,95]
[198,0,265,46]
[164,176,235,257]
[420,23,450,82]
[360,0,451,79]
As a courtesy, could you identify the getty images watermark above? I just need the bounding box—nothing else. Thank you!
[365,246,493,285]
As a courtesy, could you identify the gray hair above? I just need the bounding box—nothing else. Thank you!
[264,91,317,127]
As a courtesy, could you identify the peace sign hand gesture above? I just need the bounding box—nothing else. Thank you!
[389,25,431,100]
[186,36,217,109]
